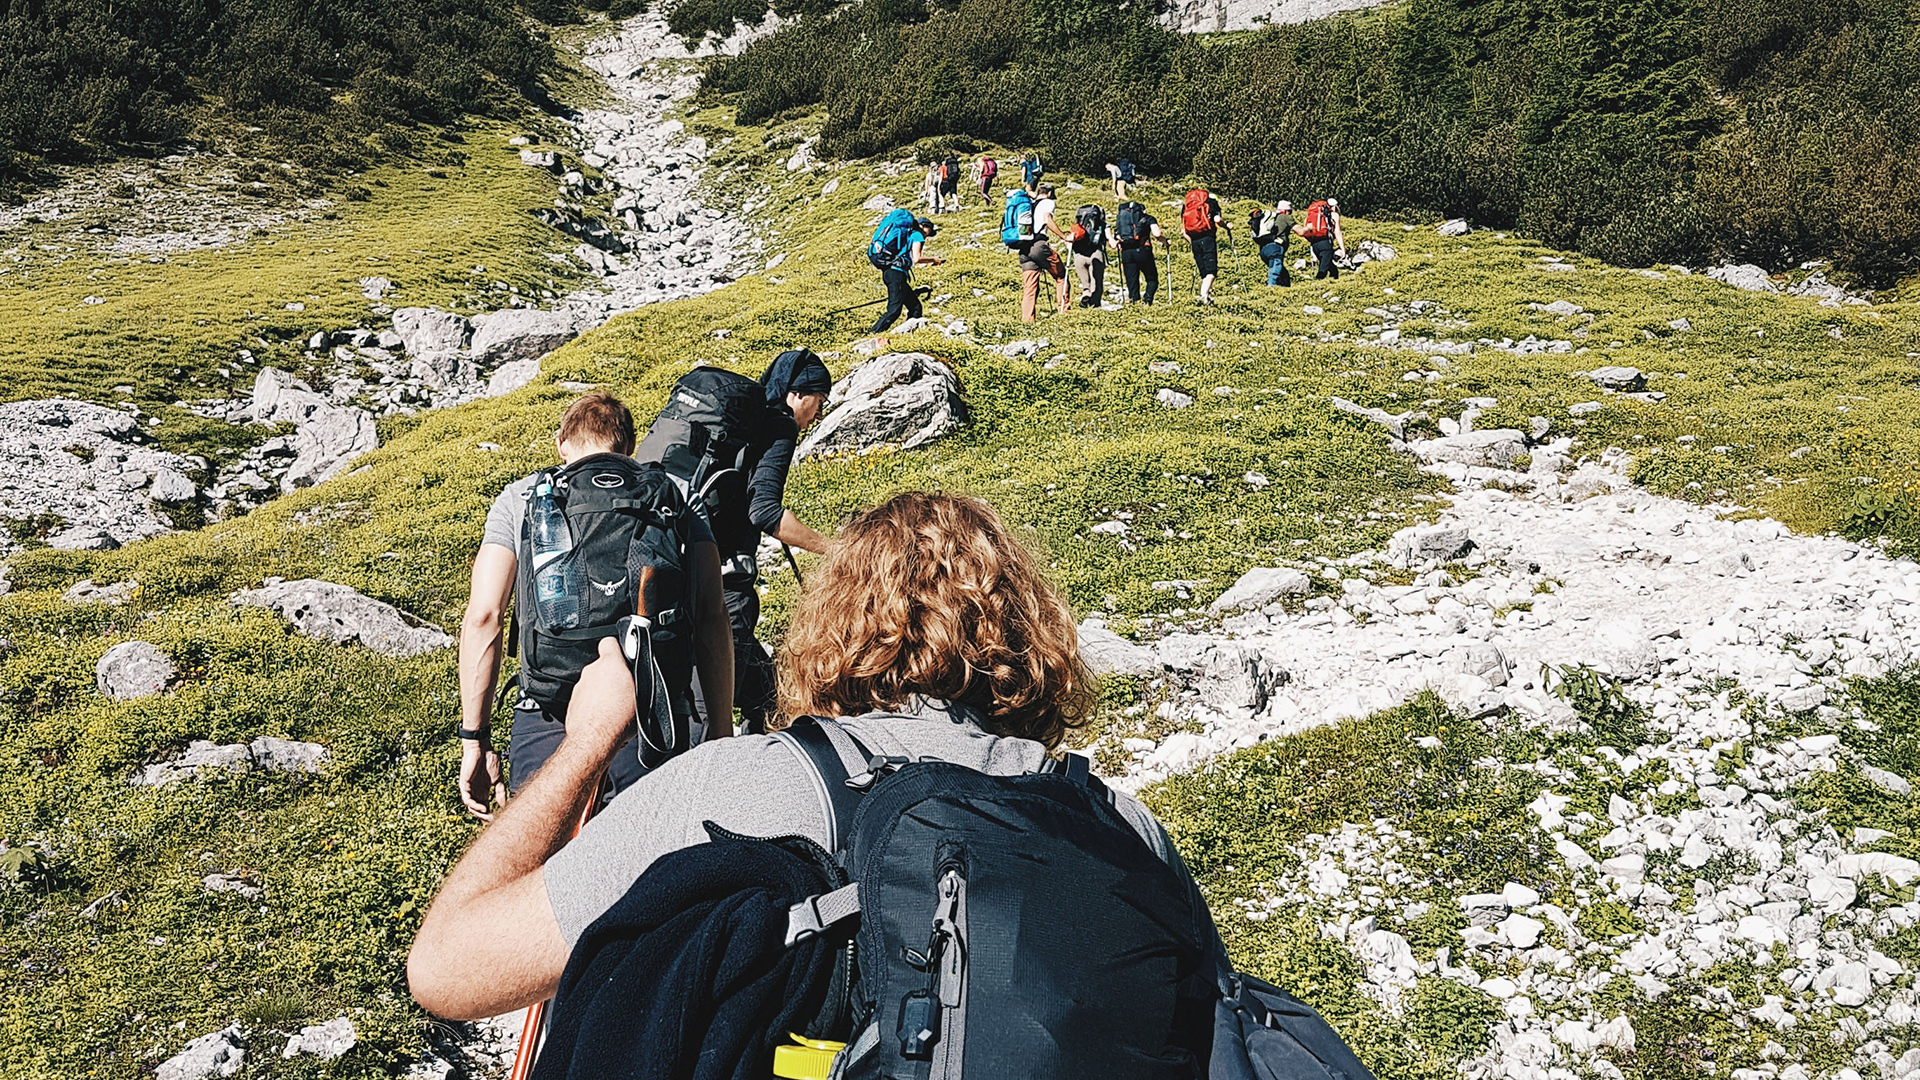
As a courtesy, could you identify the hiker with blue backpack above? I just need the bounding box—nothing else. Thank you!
[865,209,942,335]
[1021,151,1044,194]
[410,490,1375,1080]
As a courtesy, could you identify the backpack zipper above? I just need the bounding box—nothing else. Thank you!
[928,863,967,1080]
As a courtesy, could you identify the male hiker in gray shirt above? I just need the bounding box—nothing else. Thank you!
[454,392,732,819]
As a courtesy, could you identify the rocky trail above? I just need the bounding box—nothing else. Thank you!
[1082,402,1920,1080]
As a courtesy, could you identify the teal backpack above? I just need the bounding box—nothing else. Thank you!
[868,209,918,270]
[1001,190,1035,248]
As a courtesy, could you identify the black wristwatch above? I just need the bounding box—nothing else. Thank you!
[457,728,489,741]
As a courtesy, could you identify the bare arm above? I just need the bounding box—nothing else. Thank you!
[771,509,831,555]
[457,545,517,819]
[1333,216,1346,252]
[410,640,636,1019]
[688,541,734,737]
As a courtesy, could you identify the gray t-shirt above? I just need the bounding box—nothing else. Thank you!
[483,470,713,554]
[544,700,1195,946]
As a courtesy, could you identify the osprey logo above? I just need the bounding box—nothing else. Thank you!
[591,577,624,597]
[591,472,625,489]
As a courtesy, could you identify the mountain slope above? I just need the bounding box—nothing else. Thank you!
[1,95,1918,1078]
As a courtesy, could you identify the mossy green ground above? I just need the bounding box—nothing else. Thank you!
[3,102,1920,1076]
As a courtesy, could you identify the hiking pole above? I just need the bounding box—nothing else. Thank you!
[781,542,804,586]
[821,285,932,321]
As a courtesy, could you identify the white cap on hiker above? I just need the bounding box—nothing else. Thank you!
[1277,200,1293,212]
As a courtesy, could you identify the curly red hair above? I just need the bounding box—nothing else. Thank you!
[778,492,1094,747]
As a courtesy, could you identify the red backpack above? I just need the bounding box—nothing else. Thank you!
[1301,200,1333,240]
[981,157,997,178]
[1181,190,1214,234]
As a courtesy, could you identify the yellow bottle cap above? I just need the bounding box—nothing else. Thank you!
[772,1034,845,1080]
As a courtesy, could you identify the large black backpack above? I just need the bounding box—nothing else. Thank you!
[1117,201,1150,248]
[1075,204,1108,250]
[635,365,775,573]
[514,454,695,763]
[779,719,1210,1078]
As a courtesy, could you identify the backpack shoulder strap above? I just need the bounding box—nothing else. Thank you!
[776,717,874,854]
[1042,750,1106,796]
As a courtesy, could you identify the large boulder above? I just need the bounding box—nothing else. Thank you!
[1158,634,1286,714]
[97,641,175,700]
[282,1017,357,1060]
[391,307,473,357]
[1210,567,1312,613]
[797,353,966,459]
[1706,263,1778,293]
[488,358,543,398]
[1078,621,1161,677]
[1409,429,1527,469]
[231,577,452,657]
[1387,523,1473,567]
[156,1026,247,1080]
[1581,366,1647,392]
[131,736,329,787]
[468,308,580,369]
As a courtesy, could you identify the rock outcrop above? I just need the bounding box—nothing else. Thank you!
[231,577,453,657]
[1160,0,1391,32]
[283,1017,357,1060]
[0,398,204,554]
[156,1026,247,1080]
[798,353,966,459]
[243,369,379,493]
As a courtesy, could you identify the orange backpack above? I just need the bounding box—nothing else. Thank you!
[1181,190,1214,234]
[1301,200,1333,240]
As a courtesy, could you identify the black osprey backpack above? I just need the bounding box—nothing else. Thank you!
[635,365,775,575]
[514,453,696,765]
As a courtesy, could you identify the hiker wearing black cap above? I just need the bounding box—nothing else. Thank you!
[865,211,943,335]
[634,351,836,736]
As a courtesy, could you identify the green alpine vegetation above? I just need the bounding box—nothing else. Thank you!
[3,54,1920,1080]
[699,0,1920,286]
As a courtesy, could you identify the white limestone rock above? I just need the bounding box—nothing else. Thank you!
[96,641,175,700]
[230,577,452,657]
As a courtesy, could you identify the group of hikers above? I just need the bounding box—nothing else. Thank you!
[412,363,1372,1076]
[880,150,1346,330]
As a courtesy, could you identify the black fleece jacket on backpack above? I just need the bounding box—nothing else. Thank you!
[530,835,846,1080]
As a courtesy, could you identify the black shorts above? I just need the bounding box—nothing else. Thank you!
[939,180,958,196]
[1190,233,1219,277]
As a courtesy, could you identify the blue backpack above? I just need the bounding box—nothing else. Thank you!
[868,209,918,270]
[1001,190,1035,248]
[1023,155,1044,184]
